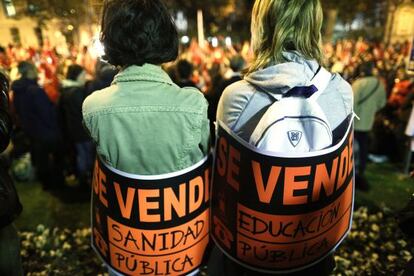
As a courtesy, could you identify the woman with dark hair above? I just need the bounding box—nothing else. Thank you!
[83,0,210,275]
[210,0,353,275]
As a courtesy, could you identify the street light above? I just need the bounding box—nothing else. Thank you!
[181,36,190,44]
[225,37,232,47]
[212,37,218,48]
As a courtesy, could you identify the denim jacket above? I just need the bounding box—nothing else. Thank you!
[82,64,210,175]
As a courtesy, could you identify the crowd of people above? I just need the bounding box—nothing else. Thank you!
[0,0,413,275]
[0,36,412,192]
[173,38,413,179]
[324,39,413,189]
[0,33,413,195]
[0,43,117,191]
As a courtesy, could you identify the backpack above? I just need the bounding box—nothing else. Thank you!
[249,66,333,153]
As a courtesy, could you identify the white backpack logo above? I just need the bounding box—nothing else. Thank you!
[250,67,332,153]
[287,130,303,147]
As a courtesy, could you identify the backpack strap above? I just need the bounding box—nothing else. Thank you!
[240,66,332,143]
[308,66,332,101]
[248,66,333,149]
[270,66,331,100]
[237,102,273,141]
[232,83,279,141]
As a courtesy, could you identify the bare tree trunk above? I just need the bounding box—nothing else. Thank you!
[323,9,338,43]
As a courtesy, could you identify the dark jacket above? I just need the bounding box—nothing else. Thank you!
[208,74,242,124]
[12,78,60,141]
[176,79,198,89]
[58,80,90,143]
[0,72,22,228]
[86,66,118,96]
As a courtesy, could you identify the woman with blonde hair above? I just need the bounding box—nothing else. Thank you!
[210,0,353,275]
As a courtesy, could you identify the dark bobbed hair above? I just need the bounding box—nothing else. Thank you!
[66,64,84,81]
[360,61,375,77]
[176,59,193,80]
[100,0,179,67]
[17,61,37,80]
[230,55,246,72]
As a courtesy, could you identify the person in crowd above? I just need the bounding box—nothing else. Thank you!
[82,0,210,275]
[0,46,10,70]
[58,64,93,189]
[389,73,414,163]
[0,71,23,276]
[209,55,245,122]
[207,62,224,99]
[210,0,353,275]
[388,68,413,109]
[353,61,386,190]
[175,59,197,88]
[76,46,94,75]
[206,55,246,138]
[11,61,64,190]
[39,66,59,105]
[86,61,118,96]
[223,55,245,89]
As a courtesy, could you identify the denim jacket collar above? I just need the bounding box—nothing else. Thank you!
[112,64,174,86]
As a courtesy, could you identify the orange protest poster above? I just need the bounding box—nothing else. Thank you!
[92,155,212,275]
[211,120,354,273]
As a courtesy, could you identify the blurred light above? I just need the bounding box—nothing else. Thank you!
[175,11,188,32]
[5,4,16,17]
[225,37,232,47]
[212,37,218,48]
[67,25,74,31]
[214,51,222,60]
[70,9,76,14]
[46,57,53,64]
[9,67,19,82]
[93,38,105,58]
[28,4,36,12]
[181,36,190,44]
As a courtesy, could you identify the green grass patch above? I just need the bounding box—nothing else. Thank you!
[355,162,414,211]
[14,181,91,231]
